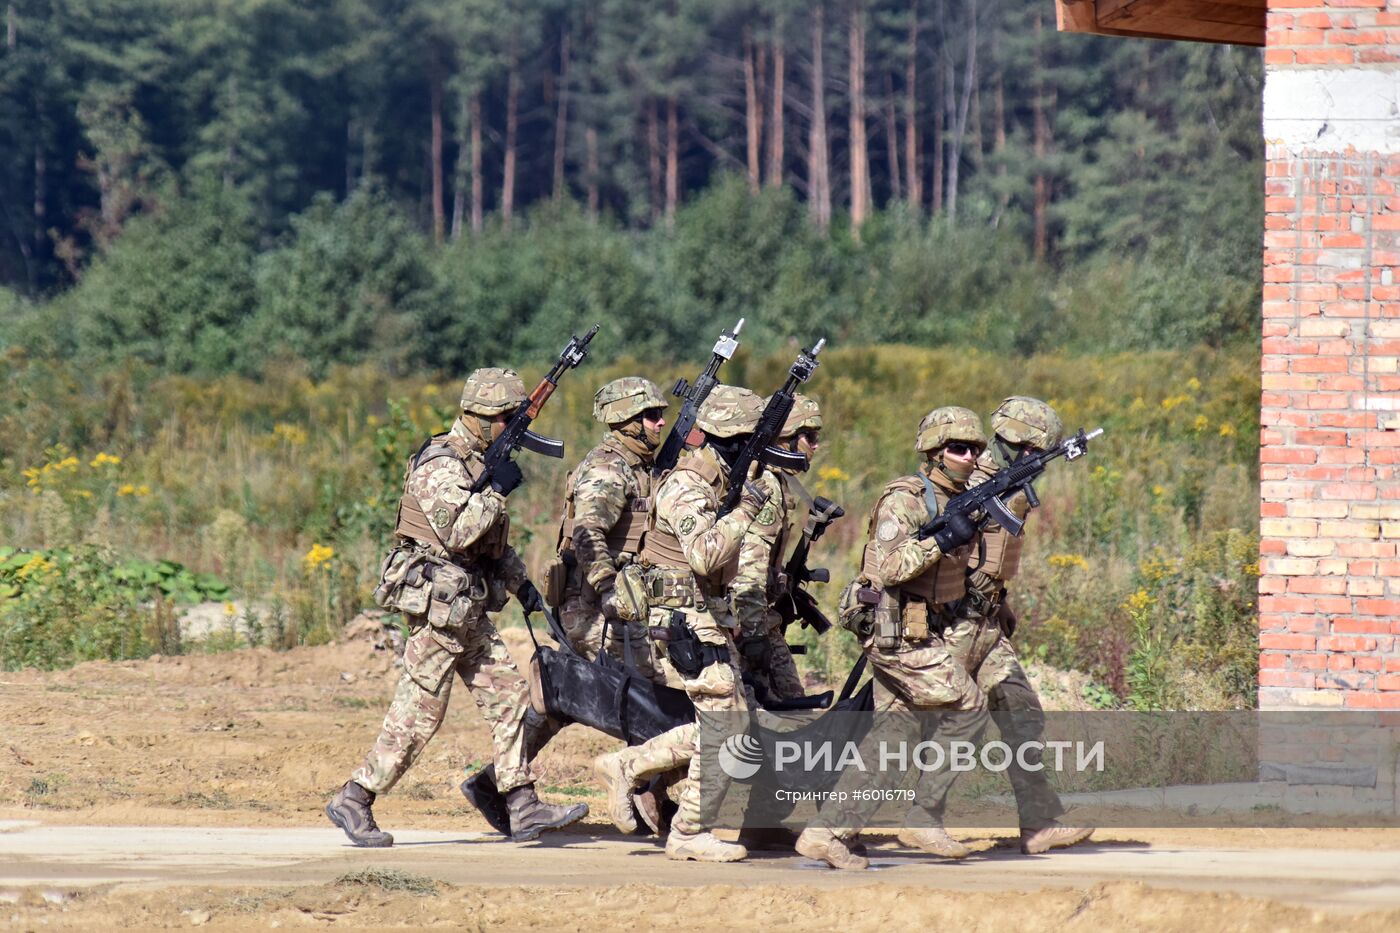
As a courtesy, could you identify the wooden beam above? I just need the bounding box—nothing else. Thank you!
[1054,0,1264,47]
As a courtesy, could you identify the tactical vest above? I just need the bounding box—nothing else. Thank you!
[764,474,795,592]
[393,431,508,561]
[969,462,1027,583]
[640,449,739,590]
[558,443,652,557]
[859,473,972,609]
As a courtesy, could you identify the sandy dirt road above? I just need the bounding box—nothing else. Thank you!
[3,627,1400,929]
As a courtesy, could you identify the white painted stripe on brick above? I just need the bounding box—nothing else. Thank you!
[1263,68,1400,154]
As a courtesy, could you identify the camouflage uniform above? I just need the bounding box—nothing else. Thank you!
[353,402,535,796]
[603,385,768,862]
[732,393,824,702]
[807,408,990,866]
[945,396,1070,832]
[553,377,667,676]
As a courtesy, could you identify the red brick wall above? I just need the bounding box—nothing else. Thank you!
[1260,1,1400,708]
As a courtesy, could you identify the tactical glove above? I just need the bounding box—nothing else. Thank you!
[932,510,978,555]
[515,580,545,615]
[490,460,525,497]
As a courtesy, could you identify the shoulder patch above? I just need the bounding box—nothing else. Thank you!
[678,515,697,537]
[432,507,451,528]
[877,519,901,542]
[756,503,778,526]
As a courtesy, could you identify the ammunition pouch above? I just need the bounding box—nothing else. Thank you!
[542,553,570,609]
[666,611,731,679]
[646,567,698,609]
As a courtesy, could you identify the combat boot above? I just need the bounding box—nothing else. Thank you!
[459,766,511,836]
[593,751,639,834]
[737,825,800,851]
[795,828,869,871]
[897,826,971,859]
[632,775,679,836]
[664,829,747,863]
[505,784,589,842]
[1020,822,1094,855]
[325,781,393,848]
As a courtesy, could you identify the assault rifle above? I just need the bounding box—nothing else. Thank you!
[717,339,826,517]
[776,494,845,636]
[653,318,745,476]
[914,427,1105,540]
[471,324,600,492]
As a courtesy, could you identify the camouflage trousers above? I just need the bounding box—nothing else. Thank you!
[560,587,656,679]
[352,616,535,796]
[737,610,804,703]
[867,632,988,824]
[944,612,1019,692]
[945,613,1064,829]
[616,602,748,836]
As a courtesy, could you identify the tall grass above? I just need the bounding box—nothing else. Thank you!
[0,345,1260,707]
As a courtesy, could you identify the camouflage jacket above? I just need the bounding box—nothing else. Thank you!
[643,445,762,597]
[562,432,653,591]
[731,469,793,638]
[860,465,973,596]
[396,418,528,591]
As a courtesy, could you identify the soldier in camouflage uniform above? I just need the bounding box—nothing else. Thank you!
[555,377,668,672]
[800,407,992,870]
[458,377,671,832]
[325,368,588,847]
[593,385,770,863]
[731,393,823,702]
[946,396,1093,855]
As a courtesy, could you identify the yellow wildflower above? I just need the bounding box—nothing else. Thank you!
[89,453,122,468]
[116,484,136,497]
[272,423,308,446]
[1193,414,1210,432]
[136,485,151,497]
[1129,397,1147,414]
[818,466,850,483]
[1151,485,1166,497]
[16,553,55,580]
[303,543,335,571]
[1123,589,1152,614]
[1218,423,1236,437]
[1047,553,1089,571]
[1186,377,1201,393]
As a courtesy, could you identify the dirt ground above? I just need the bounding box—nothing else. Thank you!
[3,622,1400,930]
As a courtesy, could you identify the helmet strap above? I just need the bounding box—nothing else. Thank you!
[613,417,656,459]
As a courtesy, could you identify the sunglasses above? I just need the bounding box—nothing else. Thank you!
[944,442,982,457]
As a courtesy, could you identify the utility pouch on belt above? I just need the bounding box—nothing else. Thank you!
[373,547,431,616]
[838,577,879,641]
[647,568,697,609]
[902,599,930,642]
[425,562,486,629]
[542,555,568,609]
[612,563,649,622]
[873,589,901,649]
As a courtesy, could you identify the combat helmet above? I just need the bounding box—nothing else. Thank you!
[990,397,1063,451]
[460,368,526,416]
[777,393,822,438]
[593,377,668,425]
[695,385,764,437]
[915,406,988,453]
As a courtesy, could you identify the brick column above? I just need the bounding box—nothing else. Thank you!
[1259,1,1400,709]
